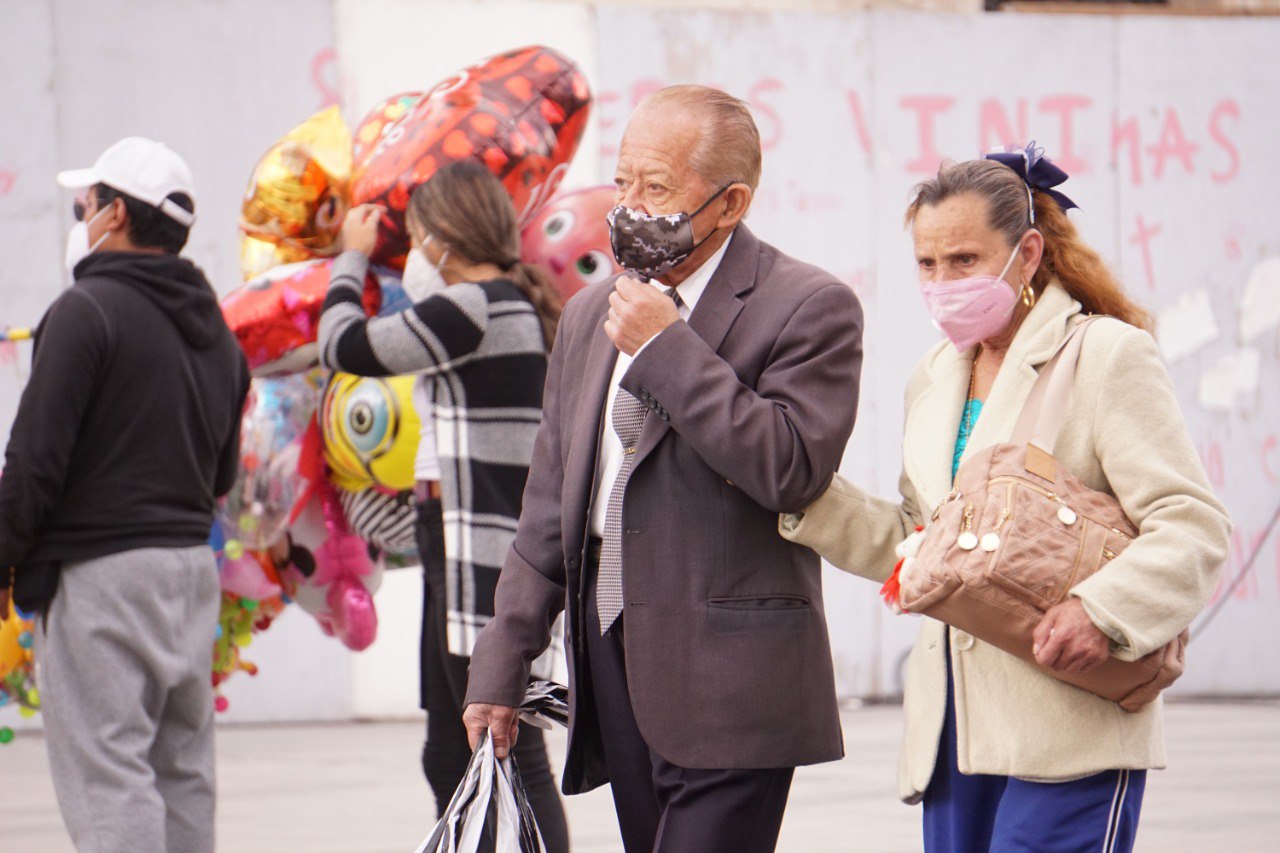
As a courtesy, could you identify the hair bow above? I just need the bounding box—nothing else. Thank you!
[984,141,1078,224]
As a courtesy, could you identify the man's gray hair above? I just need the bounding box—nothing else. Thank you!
[638,84,763,192]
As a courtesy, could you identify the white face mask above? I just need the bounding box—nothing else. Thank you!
[402,237,449,303]
[64,203,113,276]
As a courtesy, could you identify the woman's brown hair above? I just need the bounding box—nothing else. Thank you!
[905,159,1151,331]
[407,161,562,348]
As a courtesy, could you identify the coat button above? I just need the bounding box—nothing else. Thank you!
[953,630,975,651]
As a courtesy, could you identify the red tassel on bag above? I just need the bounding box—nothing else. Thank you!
[881,525,924,614]
[880,560,904,610]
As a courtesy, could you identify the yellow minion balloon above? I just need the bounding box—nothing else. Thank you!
[321,373,421,494]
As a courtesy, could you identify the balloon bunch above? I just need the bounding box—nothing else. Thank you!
[209,45,592,707]
[0,597,40,744]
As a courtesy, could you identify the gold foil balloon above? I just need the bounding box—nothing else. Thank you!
[241,106,353,257]
[239,235,312,281]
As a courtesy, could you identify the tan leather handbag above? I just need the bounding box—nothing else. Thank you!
[892,317,1186,712]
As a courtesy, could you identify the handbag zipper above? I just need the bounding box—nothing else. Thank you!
[987,475,1134,540]
[1052,521,1090,604]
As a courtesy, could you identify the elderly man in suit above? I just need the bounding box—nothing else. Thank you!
[463,84,864,852]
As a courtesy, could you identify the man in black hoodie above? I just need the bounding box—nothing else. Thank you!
[0,137,249,853]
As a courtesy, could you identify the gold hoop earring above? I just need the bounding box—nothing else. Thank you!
[1020,282,1037,308]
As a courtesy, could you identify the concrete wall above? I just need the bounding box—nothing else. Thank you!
[1,1,1276,729]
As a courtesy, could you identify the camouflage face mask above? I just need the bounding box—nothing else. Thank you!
[607,183,733,280]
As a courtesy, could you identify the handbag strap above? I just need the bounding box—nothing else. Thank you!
[1009,315,1102,456]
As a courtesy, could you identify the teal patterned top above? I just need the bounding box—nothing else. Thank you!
[952,398,984,482]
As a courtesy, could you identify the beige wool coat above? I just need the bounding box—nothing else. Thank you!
[780,281,1231,803]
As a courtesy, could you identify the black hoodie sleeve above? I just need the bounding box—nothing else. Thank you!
[0,289,110,571]
[214,359,250,499]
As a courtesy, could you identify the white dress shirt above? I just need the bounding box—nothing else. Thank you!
[588,233,733,538]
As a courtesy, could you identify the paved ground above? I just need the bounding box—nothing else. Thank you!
[4,700,1278,851]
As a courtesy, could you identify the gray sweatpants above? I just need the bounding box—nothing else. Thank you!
[34,546,220,853]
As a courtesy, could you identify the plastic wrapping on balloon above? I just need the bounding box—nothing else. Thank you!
[220,258,382,375]
[321,373,421,494]
[240,106,352,257]
[217,374,322,553]
[520,185,621,301]
[351,45,592,269]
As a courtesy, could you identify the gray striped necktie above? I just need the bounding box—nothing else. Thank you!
[596,286,682,633]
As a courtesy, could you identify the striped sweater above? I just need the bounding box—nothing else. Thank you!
[319,250,549,662]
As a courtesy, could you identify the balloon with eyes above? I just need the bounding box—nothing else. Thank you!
[520,185,620,301]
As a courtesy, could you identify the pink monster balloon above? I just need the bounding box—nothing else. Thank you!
[519,185,620,301]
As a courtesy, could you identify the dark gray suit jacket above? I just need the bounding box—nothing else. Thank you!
[465,225,864,794]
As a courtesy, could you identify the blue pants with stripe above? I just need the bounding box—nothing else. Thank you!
[923,652,1146,852]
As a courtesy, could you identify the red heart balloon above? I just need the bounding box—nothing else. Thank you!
[352,91,423,172]
[221,259,381,375]
[351,45,592,270]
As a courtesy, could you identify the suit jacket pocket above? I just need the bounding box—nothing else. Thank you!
[706,595,810,634]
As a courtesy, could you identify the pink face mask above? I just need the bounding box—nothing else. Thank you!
[919,241,1023,353]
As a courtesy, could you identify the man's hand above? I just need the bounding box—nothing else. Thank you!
[341,204,384,256]
[1033,598,1111,674]
[604,276,680,356]
[462,702,520,759]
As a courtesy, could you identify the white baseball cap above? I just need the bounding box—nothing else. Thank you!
[57,137,197,227]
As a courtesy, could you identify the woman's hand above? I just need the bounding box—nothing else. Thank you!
[341,204,384,256]
[1033,598,1111,674]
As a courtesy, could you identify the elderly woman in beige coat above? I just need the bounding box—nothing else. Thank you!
[781,150,1230,853]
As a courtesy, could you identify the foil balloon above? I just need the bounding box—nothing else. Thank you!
[353,91,424,171]
[351,45,592,269]
[0,596,39,721]
[219,551,285,601]
[240,106,353,257]
[321,373,421,494]
[339,486,419,558]
[217,374,322,553]
[372,265,414,317]
[240,234,312,282]
[520,185,621,301]
[286,485,381,651]
[0,605,28,680]
[220,258,382,375]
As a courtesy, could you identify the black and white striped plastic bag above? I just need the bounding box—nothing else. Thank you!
[414,681,569,853]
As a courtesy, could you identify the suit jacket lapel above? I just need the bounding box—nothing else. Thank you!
[562,299,620,549]
[629,227,758,469]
